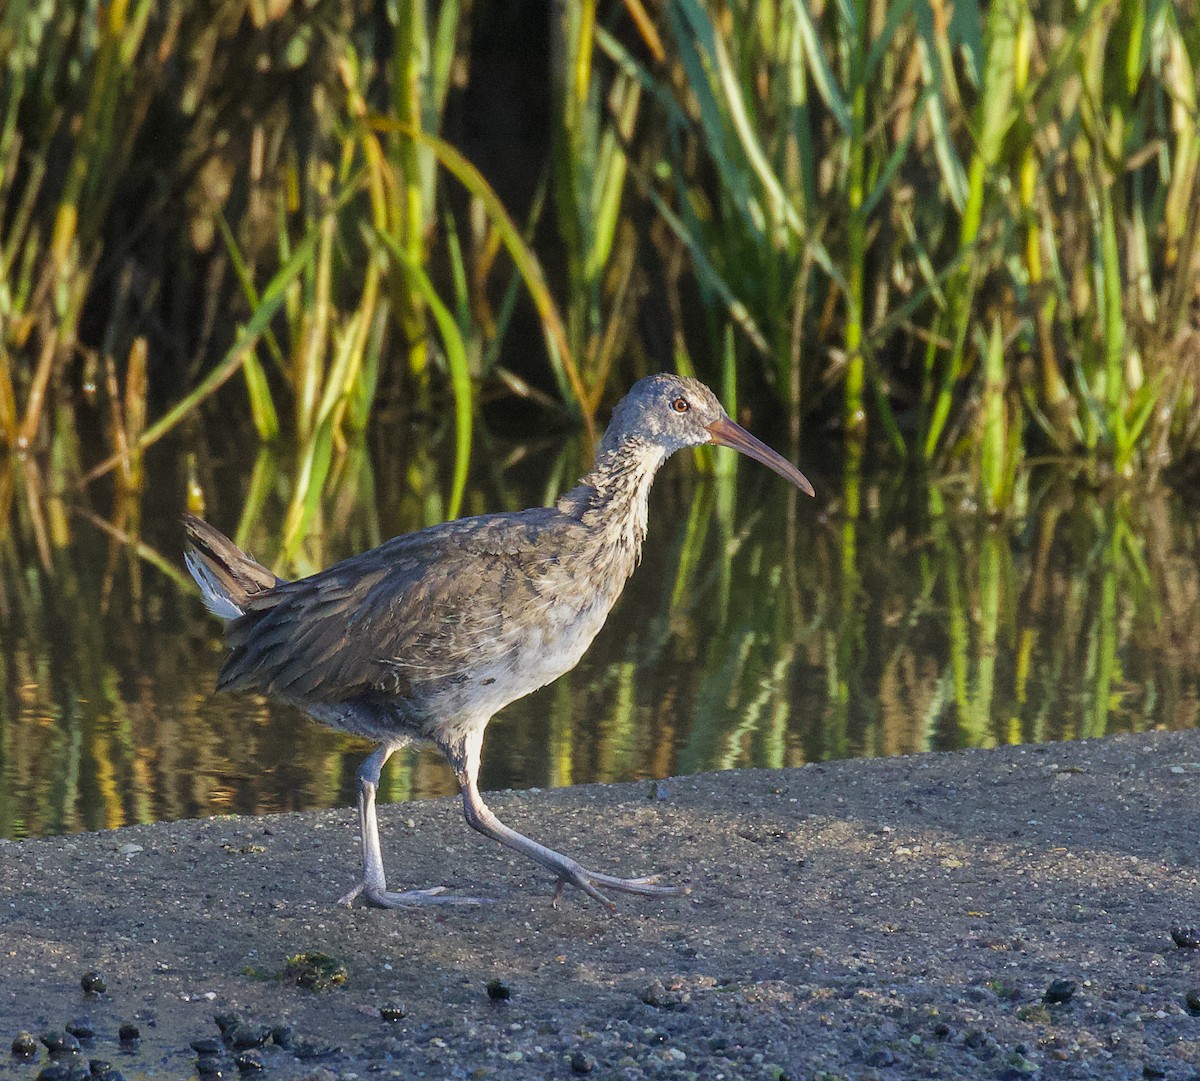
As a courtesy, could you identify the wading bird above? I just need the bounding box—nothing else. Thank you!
[185,374,813,910]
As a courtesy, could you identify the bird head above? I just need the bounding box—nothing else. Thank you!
[601,374,814,496]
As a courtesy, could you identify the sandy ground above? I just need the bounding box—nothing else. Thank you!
[1,730,1198,1081]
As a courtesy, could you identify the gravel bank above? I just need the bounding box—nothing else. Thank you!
[2,730,1198,1080]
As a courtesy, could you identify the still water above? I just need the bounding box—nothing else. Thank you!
[1,428,1196,840]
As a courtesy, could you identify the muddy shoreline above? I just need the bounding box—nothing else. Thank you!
[2,731,1198,1080]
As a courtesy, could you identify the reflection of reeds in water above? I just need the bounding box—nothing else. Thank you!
[1,432,1199,839]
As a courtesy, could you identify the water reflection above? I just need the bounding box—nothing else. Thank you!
[1,437,1195,840]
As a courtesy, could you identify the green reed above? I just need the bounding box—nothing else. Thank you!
[551,0,644,427]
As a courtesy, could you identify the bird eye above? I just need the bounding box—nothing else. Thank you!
[670,397,690,413]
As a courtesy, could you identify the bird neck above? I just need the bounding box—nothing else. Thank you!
[556,436,668,565]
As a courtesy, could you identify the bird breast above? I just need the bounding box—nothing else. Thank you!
[419,540,633,724]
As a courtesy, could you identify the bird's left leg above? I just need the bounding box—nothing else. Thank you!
[338,741,490,908]
[441,727,686,911]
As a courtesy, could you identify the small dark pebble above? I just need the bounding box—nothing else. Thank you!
[866,1048,897,1068]
[1171,926,1200,949]
[570,1049,596,1074]
[269,1026,294,1049]
[639,979,681,1009]
[1006,1052,1038,1076]
[12,1031,38,1057]
[116,1025,139,1043]
[708,1036,729,1052]
[234,1050,264,1072]
[486,978,512,1002]
[379,1005,408,1022]
[196,1054,224,1077]
[1186,990,1200,1016]
[213,1014,243,1036]
[36,1066,70,1081]
[292,1040,339,1060]
[933,1022,952,1039]
[41,1032,81,1056]
[1044,979,1076,1004]
[64,1021,94,1041]
[80,972,106,995]
[191,1039,223,1055]
[1144,1065,1167,1079]
[229,1025,271,1050]
[89,1061,123,1081]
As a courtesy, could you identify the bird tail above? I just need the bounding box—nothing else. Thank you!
[183,513,280,621]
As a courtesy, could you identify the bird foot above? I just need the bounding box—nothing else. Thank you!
[552,869,689,912]
[337,882,493,908]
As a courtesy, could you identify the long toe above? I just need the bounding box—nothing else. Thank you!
[588,871,690,898]
[365,885,494,908]
[554,868,688,910]
[339,883,493,908]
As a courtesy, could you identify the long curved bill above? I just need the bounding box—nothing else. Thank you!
[706,415,815,497]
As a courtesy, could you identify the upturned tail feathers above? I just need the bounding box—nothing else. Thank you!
[183,513,280,620]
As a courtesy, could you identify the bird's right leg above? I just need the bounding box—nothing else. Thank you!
[442,728,686,911]
[338,742,490,908]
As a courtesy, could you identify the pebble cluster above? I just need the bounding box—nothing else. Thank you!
[190,1011,341,1075]
[9,1022,130,1081]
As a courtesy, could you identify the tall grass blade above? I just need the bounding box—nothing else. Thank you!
[979,319,1007,515]
[371,120,587,434]
[390,242,473,521]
